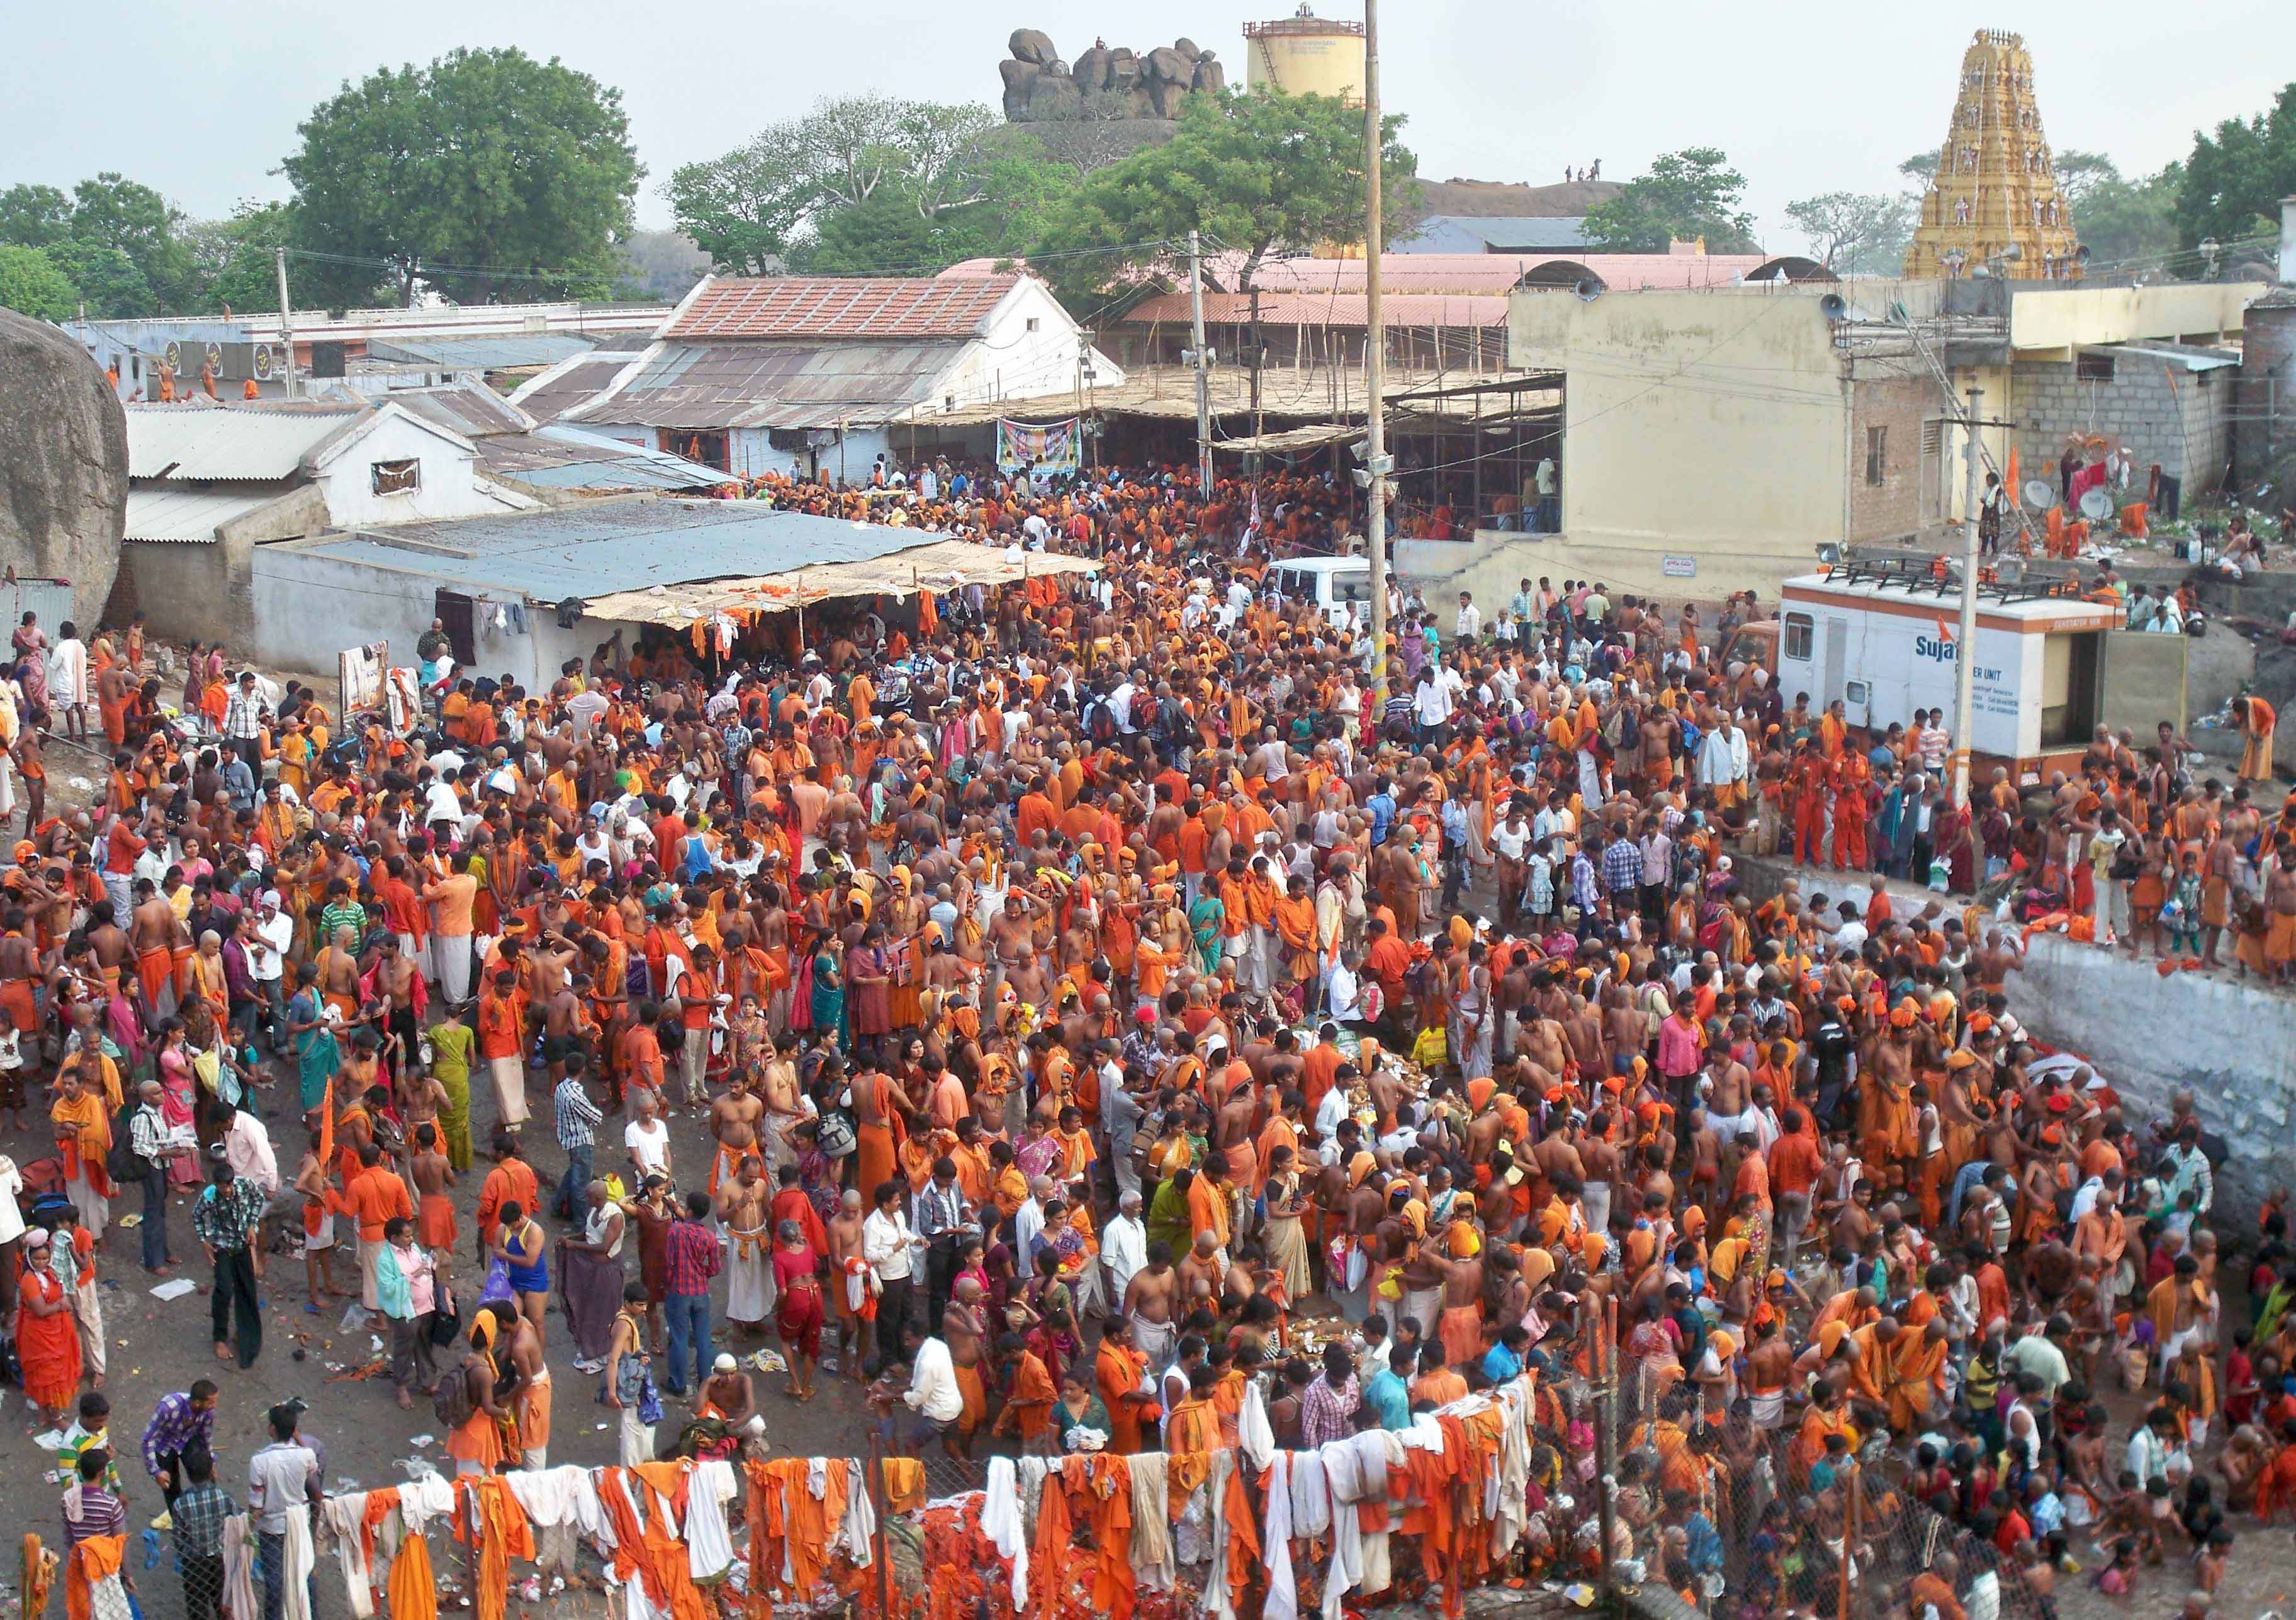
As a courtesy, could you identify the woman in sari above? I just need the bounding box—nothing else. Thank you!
[1018,1248,1079,1387]
[1051,1365,1112,1452]
[1188,887,1226,976]
[1625,1293,1685,1398]
[846,925,892,1046]
[806,936,845,1052]
[11,614,49,726]
[155,1020,204,1190]
[1261,1145,1314,1302]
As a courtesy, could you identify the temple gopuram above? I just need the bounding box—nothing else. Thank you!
[1903,29,2084,280]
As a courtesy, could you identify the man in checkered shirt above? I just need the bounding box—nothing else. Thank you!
[171,1444,235,1620]
[221,671,269,772]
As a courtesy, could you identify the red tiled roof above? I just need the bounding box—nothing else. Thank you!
[665,275,1020,341]
[1119,291,1510,329]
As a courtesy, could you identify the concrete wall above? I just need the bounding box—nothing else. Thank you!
[312,407,518,527]
[2010,355,2232,492]
[2014,933,2296,1214]
[2007,282,2261,354]
[1507,288,1850,601]
[2237,299,2296,480]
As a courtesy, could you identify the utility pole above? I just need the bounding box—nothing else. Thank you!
[1362,0,1392,708]
[274,247,297,400]
[1187,230,1213,496]
[1247,284,1264,471]
[1950,384,1985,808]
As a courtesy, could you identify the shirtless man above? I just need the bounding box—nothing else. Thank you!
[825,1190,869,1378]
[757,1037,805,1173]
[1122,1240,1181,1373]
[409,1123,458,1268]
[504,1307,553,1469]
[709,1071,765,1197]
[942,1280,989,1465]
[130,878,188,1025]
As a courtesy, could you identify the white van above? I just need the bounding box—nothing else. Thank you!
[1266,555,1374,633]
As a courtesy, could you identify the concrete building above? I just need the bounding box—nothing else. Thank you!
[2235,196,2296,485]
[522,271,1123,480]
[1454,274,2266,606]
[117,399,539,647]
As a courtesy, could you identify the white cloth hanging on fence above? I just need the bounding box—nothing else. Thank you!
[1126,1453,1174,1590]
[686,1460,740,1582]
[322,1491,379,1619]
[1262,1451,1297,1620]
[982,1455,1031,1609]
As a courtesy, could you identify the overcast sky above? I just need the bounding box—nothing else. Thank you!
[8,1,2292,250]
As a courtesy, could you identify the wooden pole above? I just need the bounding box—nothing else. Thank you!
[1840,1463,1860,1620]
[869,1431,895,1620]
[1597,1293,1617,1595]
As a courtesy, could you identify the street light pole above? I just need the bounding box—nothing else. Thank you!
[1950,385,1984,808]
[1188,230,1213,496]
[1362,0,1391,708]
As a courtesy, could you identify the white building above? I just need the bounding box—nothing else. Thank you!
[517,271,1123,480]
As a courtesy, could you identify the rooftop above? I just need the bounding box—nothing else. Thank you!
[125,402,364,481]
[283,497,937,601]
[664,274,1020,341]
[559,339,970,431]
[364,333,602,371]
[509,352,647,424]
[1119,290,1509,329]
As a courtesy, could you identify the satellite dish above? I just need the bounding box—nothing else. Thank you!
[2022,480,2059,512]
[2079,488,2113,522]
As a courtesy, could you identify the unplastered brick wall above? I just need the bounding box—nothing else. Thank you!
[2012,359,2231,494]
[1849,376,1930,543]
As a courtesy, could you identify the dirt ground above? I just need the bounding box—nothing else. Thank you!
[0,1082,878,1619]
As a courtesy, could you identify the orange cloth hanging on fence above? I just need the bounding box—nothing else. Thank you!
[1082,1454,1137,1620]
[1030,1464,1075,1620]
[62,1536,123,1620]
[1221,1460,1261,1617]
[454,1476,535,1620]
[389,1526,439,1620]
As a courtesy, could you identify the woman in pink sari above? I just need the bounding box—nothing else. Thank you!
[155,1018,203,1189]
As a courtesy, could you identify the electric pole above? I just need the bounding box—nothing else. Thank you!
[1248,284,1264,471]
[274,246,297,400]
[1950,385,1984,808]
[1187,230,1213,496]
[1362,0,1392,708]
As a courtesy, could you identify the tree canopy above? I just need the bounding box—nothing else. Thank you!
[1783,191,1912,276]
[282,47,643,305]
[1033,89,1416,306]
[2177,82,2296,258]
[668,96,1068,276]
[0,244,79,322]
[1581,148,1759,254]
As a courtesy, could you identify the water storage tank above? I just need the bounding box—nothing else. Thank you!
[1243,4,1367,104]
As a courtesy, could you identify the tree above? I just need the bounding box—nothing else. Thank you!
[1035,90,1417,303]
[2177,82,2296,258]
[613,230,712,301]
[794,143,1078,276]
[667,123,816,274]
[181,203,351,315]
[1581,147,1759,254]
[0,244,78,322]
[40,240,150,320]
[1899,152,1940,189]
[2074,164,2182,273]
[2052,149,2122,208]
[68,173,196,311]
[283,47,643,305]
[0,184,73,250]
[1784,191,1913,275]
[669,97,1025,274]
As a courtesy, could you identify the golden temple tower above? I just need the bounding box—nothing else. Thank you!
[1903,30,2083,279]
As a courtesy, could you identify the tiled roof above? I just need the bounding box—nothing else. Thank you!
[1120,291,1510,329]
[665,275,1020,341]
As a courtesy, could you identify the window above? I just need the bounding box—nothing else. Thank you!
[1783,612,1815,661]
[2076,351,2116,382]
[1864,425,1888,487]
[370,458,421,495]
[1025,317,1040,332]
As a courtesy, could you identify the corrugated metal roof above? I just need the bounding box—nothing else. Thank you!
[563,340,966,430]
[358,382,537,441]
[509,353,645,423]
[366,334,600,369]
[279,498,929,600]
[2094,342,2241,373]
[666,275,1017,341]
[123,485,289,543]
[481,426,724,492]
[1395,216,1592,253]
[1227,252,1771,295]
[125,403,363,480]
[1120,291,1509,329]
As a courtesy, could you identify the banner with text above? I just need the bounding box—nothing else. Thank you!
[996,417,1080,474]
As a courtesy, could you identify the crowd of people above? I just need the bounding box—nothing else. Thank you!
[0,450,2279,1620]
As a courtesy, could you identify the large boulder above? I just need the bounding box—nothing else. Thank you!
[0,310,124,630]
[999,57,1041,120]
[1072,43,1112,93]
[1008,29,1059,65]
[1027,70,1083,121]
[1142,47,1195,118]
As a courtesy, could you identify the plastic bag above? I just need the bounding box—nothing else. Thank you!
[479,1256,514,1306]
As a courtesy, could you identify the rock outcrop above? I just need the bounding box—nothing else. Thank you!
[0,310,125,628]
[999,30,1224,122]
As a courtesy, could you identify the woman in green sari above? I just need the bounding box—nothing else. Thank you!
[1188,889,1225,976]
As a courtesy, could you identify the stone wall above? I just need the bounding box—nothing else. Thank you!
[1734,850,2296,1217]
[2011,355,2232,498]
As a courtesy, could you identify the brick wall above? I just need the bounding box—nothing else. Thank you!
[2011,356,2232,497]
[1847,374,1929,543]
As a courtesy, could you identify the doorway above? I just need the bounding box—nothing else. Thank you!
[434,589,477,670]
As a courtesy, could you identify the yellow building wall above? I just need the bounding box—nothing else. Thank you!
[2007,282,2261,354]
[1506,290,1849,600]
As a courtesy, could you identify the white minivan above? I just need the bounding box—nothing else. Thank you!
[1266,556,1374,633]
